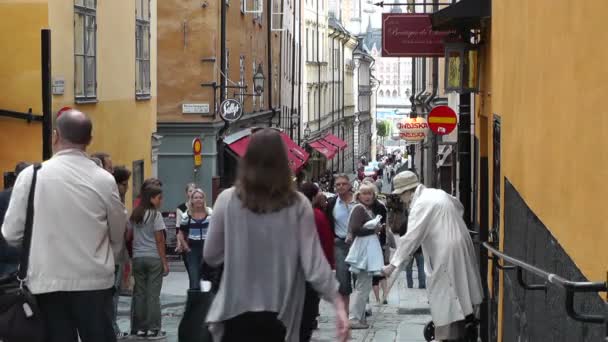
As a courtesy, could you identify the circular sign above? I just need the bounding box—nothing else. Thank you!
[192,137,202,154]
[428,105,457,135]
[397,117,428,142]
[219,99,243,122]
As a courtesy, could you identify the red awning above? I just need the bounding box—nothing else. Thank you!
[226,131,309,173]
[322,133,348,150]
[309,139,338,160]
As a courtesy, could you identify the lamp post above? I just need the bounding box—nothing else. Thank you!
[253,63,265,96]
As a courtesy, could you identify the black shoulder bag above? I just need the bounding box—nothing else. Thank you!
[0,164,46,342]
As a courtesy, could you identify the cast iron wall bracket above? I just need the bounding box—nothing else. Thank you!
[0,108,43,123]
[517,266,547,291]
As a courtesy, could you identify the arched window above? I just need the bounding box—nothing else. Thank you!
[392,90,398,97]
[379,90,384,97]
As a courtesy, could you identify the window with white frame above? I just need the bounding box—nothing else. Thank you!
[74,0,97,101]
[136,0,151,98]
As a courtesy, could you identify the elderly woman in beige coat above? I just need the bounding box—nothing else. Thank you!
[383,171,483,342]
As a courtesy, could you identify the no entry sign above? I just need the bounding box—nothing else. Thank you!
[428,106,457,135]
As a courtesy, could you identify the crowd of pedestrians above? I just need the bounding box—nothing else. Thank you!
[1,109,483,342]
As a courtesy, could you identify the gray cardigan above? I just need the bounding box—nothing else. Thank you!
[203,187,339,341]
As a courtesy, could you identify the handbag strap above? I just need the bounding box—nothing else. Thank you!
[17,163,41,282]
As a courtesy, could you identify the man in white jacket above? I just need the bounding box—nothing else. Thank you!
[1,109,127,342]
[383,171,483,342]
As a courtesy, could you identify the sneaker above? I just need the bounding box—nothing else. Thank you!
[134,330,147,339]
[365,308,372,317]
[116,332,129,340]
[349,320,369,330]
[383,299,388,305]
[146,330,166,340]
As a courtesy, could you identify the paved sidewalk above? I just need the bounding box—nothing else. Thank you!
[115,262,431,342]
[312,271,431,342]
[116,264,188,341]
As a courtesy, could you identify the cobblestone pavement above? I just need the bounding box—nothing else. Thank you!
[116,262,431,342]
[311,270,431,342]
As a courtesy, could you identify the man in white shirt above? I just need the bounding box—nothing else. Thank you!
[2,109,127,342]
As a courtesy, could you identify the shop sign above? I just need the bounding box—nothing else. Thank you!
[192,137,203,167]
[428,105,458,135]
[219,99,243,122]
[382,14,453,57]
[398,117,428,142]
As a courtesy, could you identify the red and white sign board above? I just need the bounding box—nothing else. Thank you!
[397,117,428,142]
[382,14,454,57]
[428,105,457,135]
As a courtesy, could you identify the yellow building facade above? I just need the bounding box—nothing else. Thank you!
[156,0,282,209]
[0,0,157,207]
[472,1,608,340]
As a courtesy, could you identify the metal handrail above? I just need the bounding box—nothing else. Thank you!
[482,242,607,324]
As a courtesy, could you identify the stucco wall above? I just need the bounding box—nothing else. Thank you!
[492,0,608,286]
[0,1,49,186]
[46,1,157,206]
[157,0,280,123]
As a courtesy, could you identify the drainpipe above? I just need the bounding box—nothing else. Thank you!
[268,0,275,124]
[220,0,227,103]
[290,0,297,139]
[424,55,438,187]
[297,1,302,145]
[218,0,228,187]
[342,35,347,172]
[41,29,52,160]
[458,28,472,227]
[316,0,321,132]
[331,31,335,172]
[417,57,427,183]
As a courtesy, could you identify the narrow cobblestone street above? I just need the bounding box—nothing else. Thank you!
[312,272,430,342]
[115,261,431,342]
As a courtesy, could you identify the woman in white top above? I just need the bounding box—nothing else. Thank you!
[176,188,212,290]
[344,181,385,329]
[203,128,349,342]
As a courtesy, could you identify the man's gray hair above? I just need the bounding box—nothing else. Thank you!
[334,173,350,182]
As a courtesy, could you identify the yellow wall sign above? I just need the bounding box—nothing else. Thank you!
[192,137,202,167]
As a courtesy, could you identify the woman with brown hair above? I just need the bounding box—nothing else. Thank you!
[203,128,349,342]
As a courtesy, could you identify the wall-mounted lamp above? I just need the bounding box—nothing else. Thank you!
[253,64,265,96]
[304,123,311,140]
[444,35,480,94]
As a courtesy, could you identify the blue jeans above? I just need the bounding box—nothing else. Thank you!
[406,252,426,289]
[334,238,352,296]
[185,239,204,290]
[112,263,124,334]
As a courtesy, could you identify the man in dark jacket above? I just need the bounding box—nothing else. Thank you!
[0,161,30,275]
